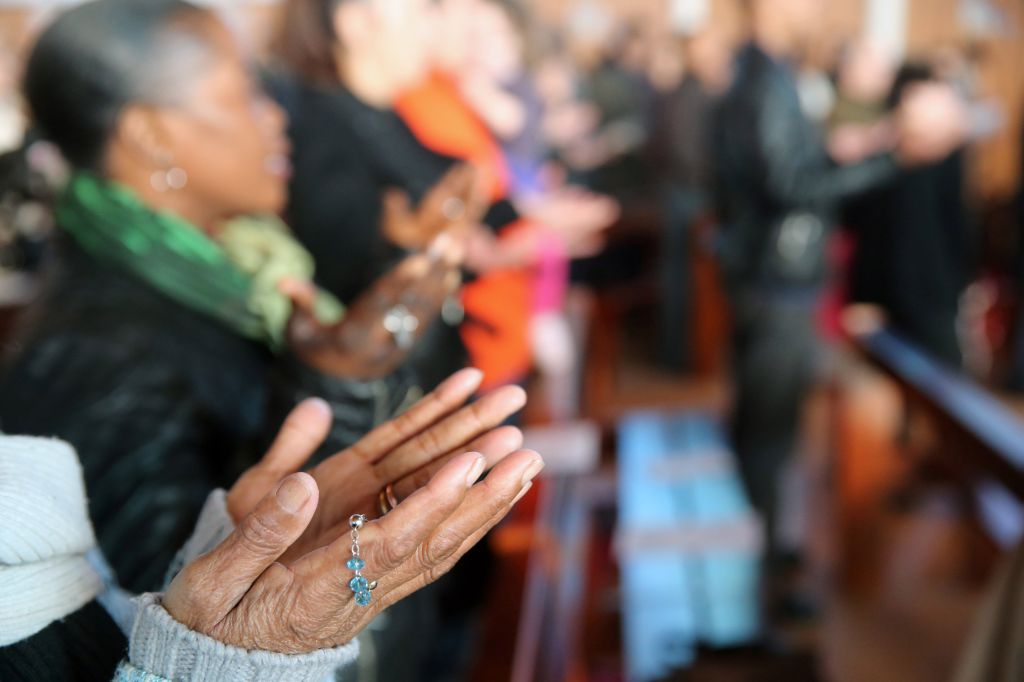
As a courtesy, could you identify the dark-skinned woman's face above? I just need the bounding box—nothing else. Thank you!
[145,15,290,220]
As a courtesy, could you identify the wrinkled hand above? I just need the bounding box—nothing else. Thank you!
[164,448,543,654]
[382,163,488,251]
[280,234,463,379]
[227,368,528,563]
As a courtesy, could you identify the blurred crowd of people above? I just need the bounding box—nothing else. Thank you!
[0,0,1019,679]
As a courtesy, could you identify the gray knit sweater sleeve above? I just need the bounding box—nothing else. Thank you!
[162,489,236,587]
[116,593,359,682]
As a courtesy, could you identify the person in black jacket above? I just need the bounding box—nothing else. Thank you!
[0,0,522,599]
[713,0,967,599]
[266,0,481,393]
[649,29,732,371]
[268,4,554,678]
[269,0,567,396]
[847,63,974,368]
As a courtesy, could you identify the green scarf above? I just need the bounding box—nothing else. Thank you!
[57,172,343,349]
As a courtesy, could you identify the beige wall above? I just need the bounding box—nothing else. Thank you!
[958,0,1024,201]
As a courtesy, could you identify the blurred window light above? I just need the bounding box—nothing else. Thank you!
[958,0,1011,37]
[864,0,908,59]
[669,0,709,35]
[568,0,614,43]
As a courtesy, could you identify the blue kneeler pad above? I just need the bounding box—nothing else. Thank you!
[617,411,762,681]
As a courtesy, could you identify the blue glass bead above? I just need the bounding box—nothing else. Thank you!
[346,557,365,571]
[355,590,372,607]
[349,576,369,593]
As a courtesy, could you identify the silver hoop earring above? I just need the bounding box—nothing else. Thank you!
[150,170,169,193]
[166,167,188,190]
[150,167,188,193]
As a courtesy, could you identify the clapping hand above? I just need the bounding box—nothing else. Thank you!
[226,368,527,561]
[164,453,541,653]
[280,233,464,379]
[382,163,488,251]
[163,369,542,654]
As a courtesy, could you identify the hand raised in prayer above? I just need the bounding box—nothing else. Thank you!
[164,446,542,653]
[280,232,463,379]
[225,369,528,563]
[381,163,488,251]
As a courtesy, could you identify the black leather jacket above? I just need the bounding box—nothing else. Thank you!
[713,43,898,291]
[0,239,410,592]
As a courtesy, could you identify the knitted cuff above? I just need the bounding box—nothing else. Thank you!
[163,490,235,587]
[129,593,359,682]
[113,659,171,682]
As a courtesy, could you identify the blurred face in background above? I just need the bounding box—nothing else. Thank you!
[686,28,734,94]
[839,40,898,103]
[780,0,824,40]
[565,1,615,71]
[109,13,290,224]
[647,35,686,92]
[754,0,826,54]
[432,0,481,74]
[621,28,651,73]
[468,2,524,84]
[333,0,435,93]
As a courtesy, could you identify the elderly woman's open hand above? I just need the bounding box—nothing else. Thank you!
[163,446,543,653]
[226,368,527,564]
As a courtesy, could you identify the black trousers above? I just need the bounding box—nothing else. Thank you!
[728,290,818,553]
[658,186,706,371]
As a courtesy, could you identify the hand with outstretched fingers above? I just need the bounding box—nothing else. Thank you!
[164,446,543,653]
[226,368,528,564]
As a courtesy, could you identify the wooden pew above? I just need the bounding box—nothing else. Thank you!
[843,308,1024,503]
[819,308,1024,680]
[839,307,1024,590]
